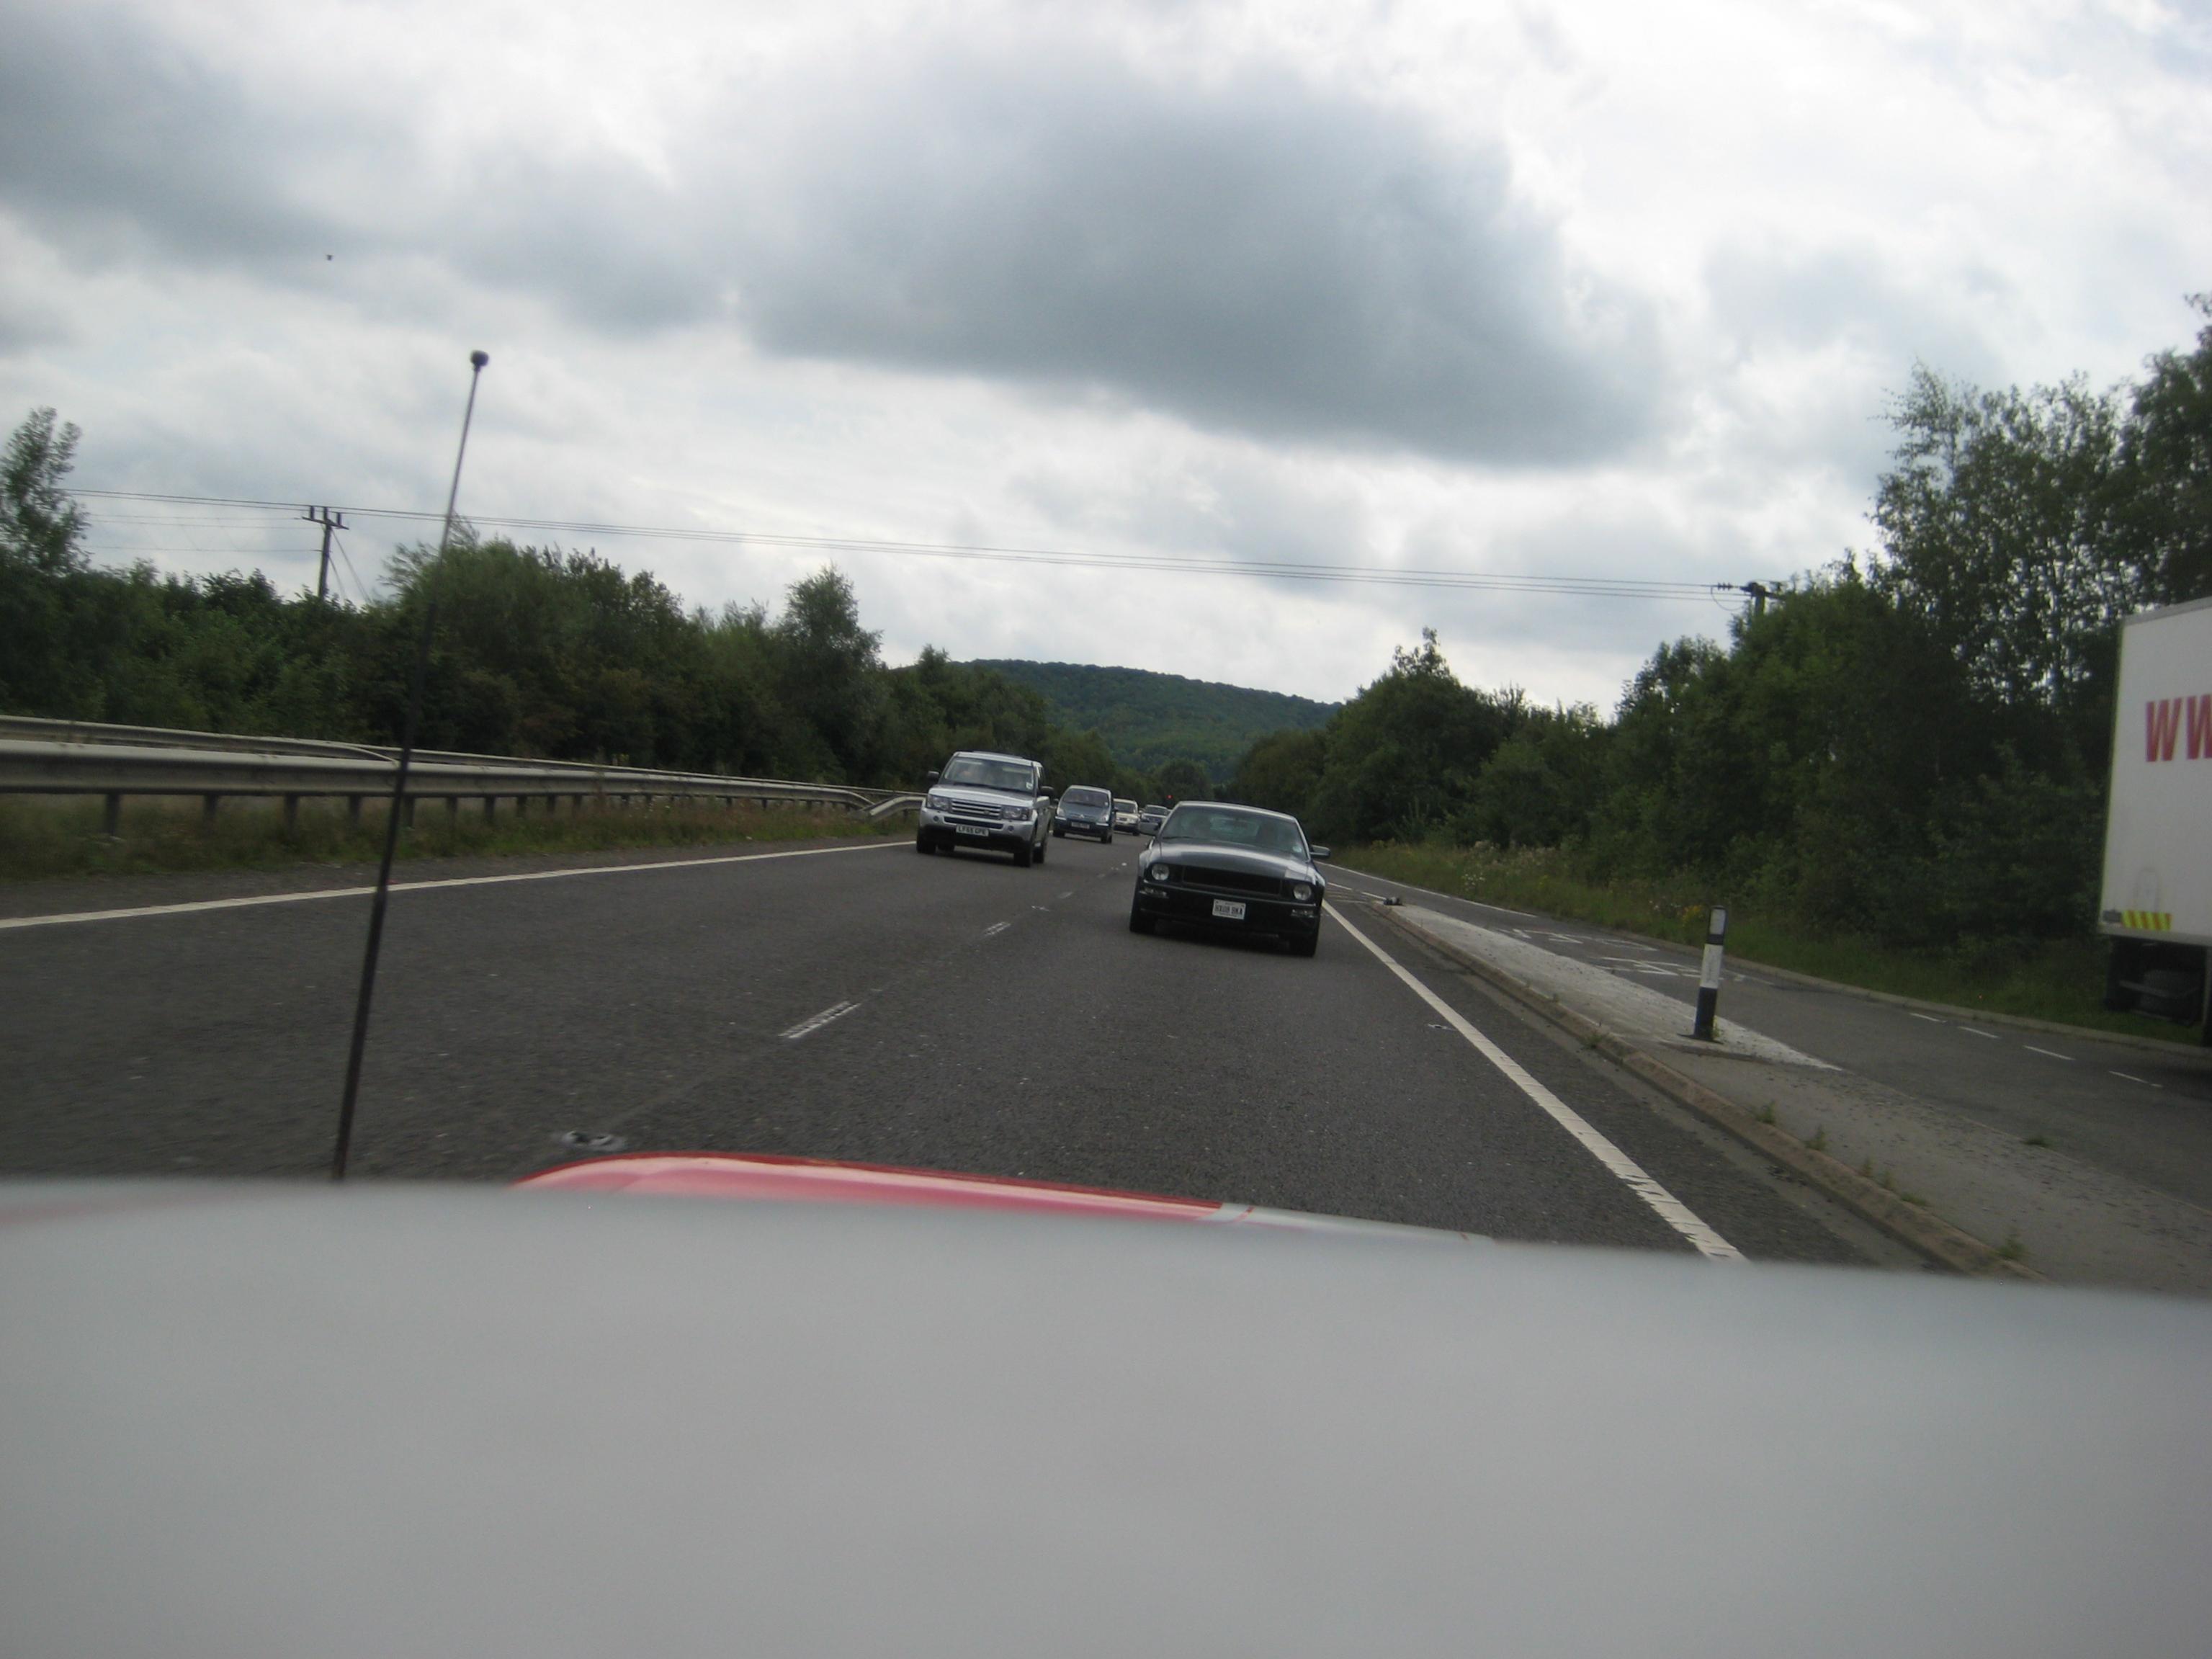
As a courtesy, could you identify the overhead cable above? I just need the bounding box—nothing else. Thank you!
[71,488,1729,602]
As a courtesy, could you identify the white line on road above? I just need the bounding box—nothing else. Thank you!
[1958,1026,2000,1039]
[2110,1070,2163,1088]
[2024,1045,2074,1062]
[1325,903,1743,1262]
[0,839,902,931]
[1908,1013,1946,1024]
[982,921,1011,937]
[780,1001,859,1040]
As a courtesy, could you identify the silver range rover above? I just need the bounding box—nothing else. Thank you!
[915,751,1054,867]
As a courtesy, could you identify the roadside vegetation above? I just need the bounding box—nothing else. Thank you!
[0,794,891,883]
[1237,301,2212,1042]
[0,406,1170,882]
[1333,841,2186,1042]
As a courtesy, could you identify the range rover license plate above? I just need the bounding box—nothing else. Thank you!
[1211,899,1247,921]
[956,825,990,837]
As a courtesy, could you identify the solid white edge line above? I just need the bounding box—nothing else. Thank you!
[780,1000,860,1040]
[0,839,902,931]
[1324,901,1744,1263]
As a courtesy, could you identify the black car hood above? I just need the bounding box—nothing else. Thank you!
[1148,841,1320,884]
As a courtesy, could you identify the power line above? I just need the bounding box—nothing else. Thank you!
[71,487,1732,602]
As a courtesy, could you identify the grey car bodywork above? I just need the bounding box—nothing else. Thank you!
[4,1183,2208,1658]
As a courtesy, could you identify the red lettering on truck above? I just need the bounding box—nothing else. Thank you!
[2146,695,2211,762]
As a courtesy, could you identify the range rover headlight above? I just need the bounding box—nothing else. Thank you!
[1289,882,1314,902]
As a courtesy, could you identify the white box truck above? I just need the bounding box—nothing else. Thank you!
[2100,594,2212,1039]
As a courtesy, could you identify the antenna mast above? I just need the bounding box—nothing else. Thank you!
[332,349,490,1180]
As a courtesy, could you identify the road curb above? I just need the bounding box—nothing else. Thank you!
[1371,901,2045,1282]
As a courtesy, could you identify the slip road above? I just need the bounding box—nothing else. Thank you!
[1,836,1890,1262]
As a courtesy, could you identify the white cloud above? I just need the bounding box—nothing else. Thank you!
[1,0,2207,714]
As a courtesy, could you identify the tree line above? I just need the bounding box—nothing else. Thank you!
[0,411,1161,801]
[1230,300,2212,952]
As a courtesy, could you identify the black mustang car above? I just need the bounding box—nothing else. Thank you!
[1129,802,1330,957]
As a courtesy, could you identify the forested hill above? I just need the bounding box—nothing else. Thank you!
[969,660,1335,780]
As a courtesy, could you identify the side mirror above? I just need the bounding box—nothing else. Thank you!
[1310,846,1331,861]
[924,770,940,788]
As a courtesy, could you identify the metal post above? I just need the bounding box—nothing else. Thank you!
[306,506,346,603]
[202,793,220,826]
[1690,906,1729,1041]
[483,795,496,822]
[283,794,300,831]
[347,795,362,824]
[447,797,460,820]
[101,792,122,837]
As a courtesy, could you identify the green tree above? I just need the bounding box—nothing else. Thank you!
[2119,294,2212,607]
[1227,728,1327,815]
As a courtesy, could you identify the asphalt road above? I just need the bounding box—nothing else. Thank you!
[0,834,1908,1265]
[1325,865,2212,1215]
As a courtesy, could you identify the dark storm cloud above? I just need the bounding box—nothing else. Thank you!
[724,44,1666,462]
[0,3,343,265]
[0,5,1666,462]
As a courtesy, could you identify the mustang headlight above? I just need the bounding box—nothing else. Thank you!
[1147,864,1173,882]
[1289,882,1314,902]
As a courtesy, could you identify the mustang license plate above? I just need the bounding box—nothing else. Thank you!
[1211,899,1248,921]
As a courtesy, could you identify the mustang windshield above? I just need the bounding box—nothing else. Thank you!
[941,758,1037,793]
[1160,806,1308,857]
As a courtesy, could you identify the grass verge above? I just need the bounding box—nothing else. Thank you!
[1336,840,2200,1047]
[0,795,896,882]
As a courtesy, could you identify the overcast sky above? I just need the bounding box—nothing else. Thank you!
[3,0,2207,708]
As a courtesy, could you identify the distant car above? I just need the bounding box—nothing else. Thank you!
[1129,801,1330,957]
[1112,798,1140,834]
[916,751,1052,867]
[1136,804,1168,836]
[1053,784,1115,841]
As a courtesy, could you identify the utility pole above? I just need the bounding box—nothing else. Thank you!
[1742,580,1771,616]
[305,506,346,602]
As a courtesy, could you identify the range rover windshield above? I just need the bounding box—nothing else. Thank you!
[1159,806,1307,857]
[941,757,1036,793]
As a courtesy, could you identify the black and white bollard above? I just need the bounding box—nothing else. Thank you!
[1690,905,1728,1041]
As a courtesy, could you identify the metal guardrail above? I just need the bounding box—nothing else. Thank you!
[0,715,920,833]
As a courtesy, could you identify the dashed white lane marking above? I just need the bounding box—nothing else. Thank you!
[2024,1045,2074,1062]
[982,921,1011,938]
[2111,1070,2163,1088]
[1958,1026,2000,1039]
[1325,903,1743,1262]
[780,1001,859,1040]
[0,839,903,931]
[1908,1012,1946,1024]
